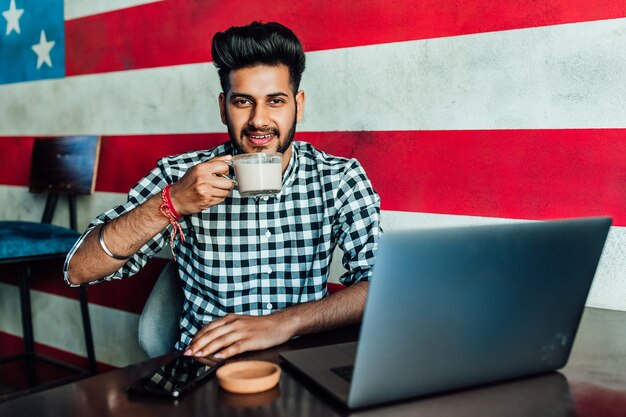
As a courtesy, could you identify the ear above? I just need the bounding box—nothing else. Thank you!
[295,90,305,123]
[219,92,227,125]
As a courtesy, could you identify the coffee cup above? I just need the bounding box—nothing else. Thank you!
[230,152,282,197]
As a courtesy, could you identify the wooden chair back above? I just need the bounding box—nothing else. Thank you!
[28,136,101,229]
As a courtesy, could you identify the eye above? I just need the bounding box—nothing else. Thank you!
[268,98,285,106]
[232,98,252,107]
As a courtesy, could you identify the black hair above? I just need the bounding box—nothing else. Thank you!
[212,21,306,94]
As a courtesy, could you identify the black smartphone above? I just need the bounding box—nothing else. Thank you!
[127,352,225,398]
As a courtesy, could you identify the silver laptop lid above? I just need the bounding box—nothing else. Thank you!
[348,217,611,408]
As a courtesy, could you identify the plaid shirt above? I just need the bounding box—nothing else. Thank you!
[64,141,381,349]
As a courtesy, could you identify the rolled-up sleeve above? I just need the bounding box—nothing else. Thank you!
[334,160,382,286]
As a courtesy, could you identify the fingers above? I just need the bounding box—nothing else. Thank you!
[212,154,233,163]
[210,175,236,192]
[185,307,296,360]
[205,155,232,175]
[190,315,232,345]
[189,331,244,357]
[185,316,243,358]
[213,342,245,359]
[193,314,233,337]
[195,158,235,191]
[184,315,274,360]
[169,155,236,214]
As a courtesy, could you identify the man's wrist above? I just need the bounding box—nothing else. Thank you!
[98,223,132,260]
[167,183,186,217]
[273,308,302,339]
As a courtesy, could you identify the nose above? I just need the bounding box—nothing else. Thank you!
[249,103,270,129]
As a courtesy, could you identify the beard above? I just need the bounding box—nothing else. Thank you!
[226,105,298,155]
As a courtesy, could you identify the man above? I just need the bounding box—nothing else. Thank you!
[65,21,381,359]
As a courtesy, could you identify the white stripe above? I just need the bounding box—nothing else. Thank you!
[0,63,222,135]
[2,185,625,311]
[64,0,164,20]
[0,185,126,230]
[304,18,626,131]
[0,283,147,367]
[0,18,624,134]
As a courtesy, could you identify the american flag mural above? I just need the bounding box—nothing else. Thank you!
[0,0,624,369]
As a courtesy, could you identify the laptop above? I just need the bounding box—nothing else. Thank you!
[280,217,612,409]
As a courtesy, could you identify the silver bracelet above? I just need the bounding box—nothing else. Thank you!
[98,223,131,260]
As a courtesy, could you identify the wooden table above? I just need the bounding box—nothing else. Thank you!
[1,307,625,416]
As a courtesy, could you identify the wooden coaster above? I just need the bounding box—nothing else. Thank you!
[216,360,281,394]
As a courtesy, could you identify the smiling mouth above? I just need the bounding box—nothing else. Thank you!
[245,132,276,146]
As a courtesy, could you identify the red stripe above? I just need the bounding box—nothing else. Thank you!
[2,129,626,226]
[65,0,626,76]
[0,137,33,186]
[304,130,626,225]
[0,135,228,194]
[0,331,116,375]
[96,134,229,193]
[0,258,167,314]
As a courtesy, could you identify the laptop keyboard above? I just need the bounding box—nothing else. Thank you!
[331,365,354,383]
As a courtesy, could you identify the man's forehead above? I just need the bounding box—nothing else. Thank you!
[227,64,293,96]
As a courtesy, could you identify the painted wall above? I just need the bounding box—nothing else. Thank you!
[0,0,624,368]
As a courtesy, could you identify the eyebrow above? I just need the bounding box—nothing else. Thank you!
[230,92,290,100]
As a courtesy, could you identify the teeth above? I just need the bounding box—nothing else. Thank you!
[249,134,273,139]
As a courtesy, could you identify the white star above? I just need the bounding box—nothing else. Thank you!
[2,0,24,35]
[31,30,56,69]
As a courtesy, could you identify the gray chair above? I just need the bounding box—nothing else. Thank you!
[138,261,184,358]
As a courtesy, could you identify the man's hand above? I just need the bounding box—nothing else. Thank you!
[184,313,295,359]
[170,155,234,216]
[183,282,369,359]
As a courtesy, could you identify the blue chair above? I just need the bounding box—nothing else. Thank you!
[0,136,100,393]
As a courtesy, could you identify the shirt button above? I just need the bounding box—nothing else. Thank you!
[263,265,273,274]
[262,195,269,201]
[265,230,272,238]
[266,303,273,310]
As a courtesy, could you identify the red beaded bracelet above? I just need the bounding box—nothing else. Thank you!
[160,185,185,260]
